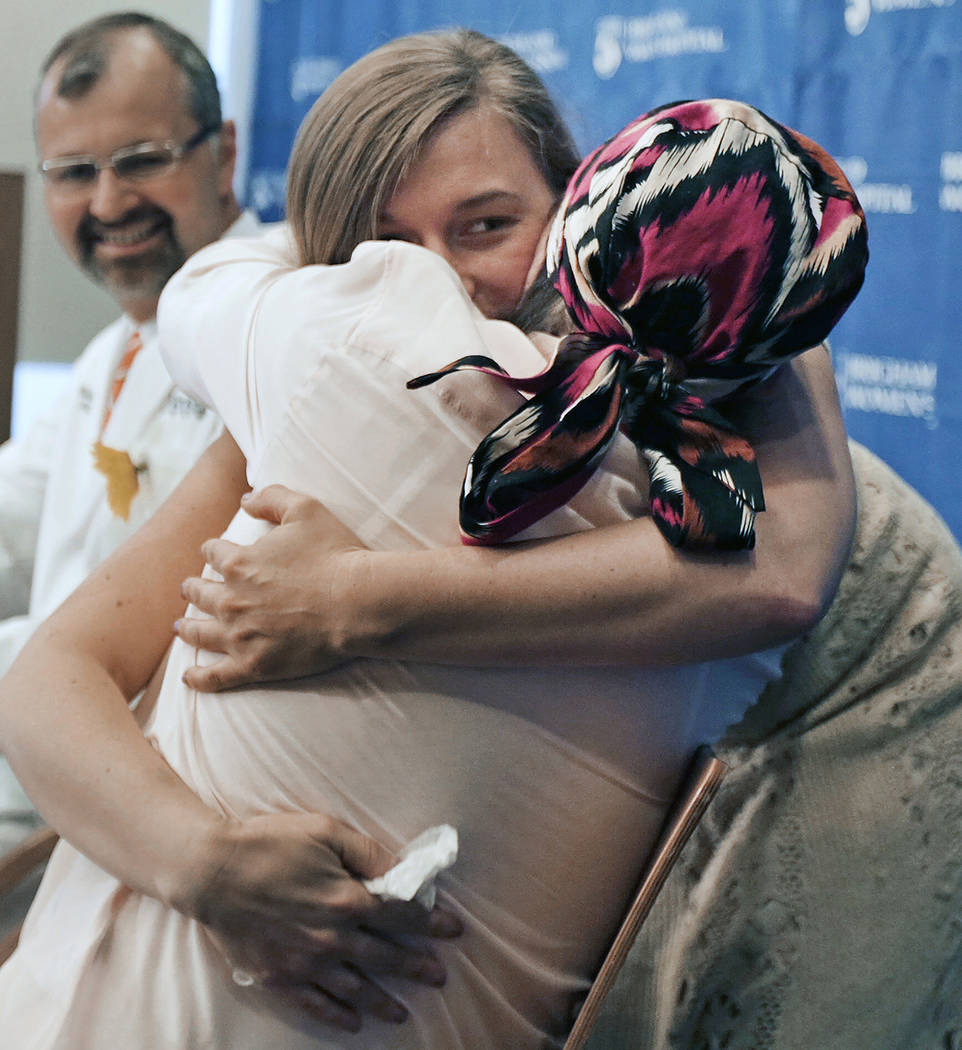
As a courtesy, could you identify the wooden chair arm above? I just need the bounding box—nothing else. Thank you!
[0,825,59,967]
[563,746,728,1050]
[0,825,58,897]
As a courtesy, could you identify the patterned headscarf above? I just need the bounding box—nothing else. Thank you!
[409,99,868,549]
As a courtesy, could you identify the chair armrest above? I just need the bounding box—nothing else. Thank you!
[564,746,728,1050]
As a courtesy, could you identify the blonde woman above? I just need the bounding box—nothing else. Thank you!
[0,32,856,1049]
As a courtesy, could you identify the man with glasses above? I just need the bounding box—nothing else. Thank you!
[0,12,259,827]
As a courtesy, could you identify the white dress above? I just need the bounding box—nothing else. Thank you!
[0,231,783,1049]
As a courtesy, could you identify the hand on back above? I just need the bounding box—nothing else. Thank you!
[176,485,367,691]
[189,810,461,1032]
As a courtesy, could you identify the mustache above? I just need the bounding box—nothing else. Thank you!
[78,205,172,249]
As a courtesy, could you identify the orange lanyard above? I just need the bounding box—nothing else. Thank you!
[100,328,143,436]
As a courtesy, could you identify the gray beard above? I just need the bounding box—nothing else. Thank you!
[80,223,187,309]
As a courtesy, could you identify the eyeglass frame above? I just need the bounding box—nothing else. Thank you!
[38,124,222,191]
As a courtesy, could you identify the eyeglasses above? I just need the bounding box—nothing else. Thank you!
[39,124,221,192]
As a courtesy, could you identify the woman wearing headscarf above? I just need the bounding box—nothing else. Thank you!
[160,90,959,1049]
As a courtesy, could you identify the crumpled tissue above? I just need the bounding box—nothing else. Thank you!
[363,824,458,909]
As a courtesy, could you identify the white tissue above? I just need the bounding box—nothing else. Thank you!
[363,824,458,909]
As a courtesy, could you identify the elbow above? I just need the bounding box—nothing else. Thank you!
[747,585,828,650]
[766,533,852,642]
[800,498,859,632]
[754,521,854,643]
[759,477,857,644]
[773,588,830,640]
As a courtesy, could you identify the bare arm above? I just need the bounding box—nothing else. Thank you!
[0,432,248,878]
[351,346,854,665]
[0,432,457,1031]
[177,345,854,688]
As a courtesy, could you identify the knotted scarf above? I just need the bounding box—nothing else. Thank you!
[408,99,868,549]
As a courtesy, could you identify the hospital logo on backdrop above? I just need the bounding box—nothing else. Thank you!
[499,30,568,73]
[593,9,725,80]
[290,55,343,103]
[940,152,962,211]
[846,0,956,36]
[249,169,287,221]
[836,351,939,428]
[837,156,915,214]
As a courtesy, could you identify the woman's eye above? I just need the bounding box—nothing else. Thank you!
[463,216,517,237]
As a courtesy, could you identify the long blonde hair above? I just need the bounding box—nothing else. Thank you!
[286,28,579,266]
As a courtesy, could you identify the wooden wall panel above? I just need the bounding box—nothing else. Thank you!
[0,171,24,444]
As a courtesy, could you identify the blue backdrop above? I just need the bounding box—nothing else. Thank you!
[243,0,961,540]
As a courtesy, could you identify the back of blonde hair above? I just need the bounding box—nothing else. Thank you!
[286,28,579,266]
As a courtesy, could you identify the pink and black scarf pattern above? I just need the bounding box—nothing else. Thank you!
[411,99,868,549]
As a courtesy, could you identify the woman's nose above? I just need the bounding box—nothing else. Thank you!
[422,237,477,302]
[453,266,477,302]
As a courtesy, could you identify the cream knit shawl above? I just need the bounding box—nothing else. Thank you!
[588,440,962,1050]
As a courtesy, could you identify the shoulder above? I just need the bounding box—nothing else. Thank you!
[172,223,298,282]
[351,241,547,378]
[357,239,468,302]
[224,210,268,239]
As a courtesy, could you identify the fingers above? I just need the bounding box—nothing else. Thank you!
[322,817,401,882]
[173,604,256,692]
[281,982,363,1033]
[226,922,448,990]
[276,966,409,1031]
[216,928,430,1031]
[198,537,247,582]
[173,613,266,692]
[357,896,463,941]
[239,484,306,526]
[180,572,229,618]
[299,929,447,989]
[173,613,228,652]
[181,658,251,694]
[426,905,463,940]
[341,929,447,986]
[242,485,366,551]
[337,970,410,1027]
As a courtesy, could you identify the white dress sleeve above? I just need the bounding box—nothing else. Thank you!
[158,226,389,466]
[158,231,540,468]
[159,230,647,536]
